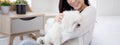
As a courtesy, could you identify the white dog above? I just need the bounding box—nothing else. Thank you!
[37,11,82,45]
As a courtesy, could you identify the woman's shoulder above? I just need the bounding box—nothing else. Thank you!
[87,6,96,9]
[84,6,96,12]
[88,6,96,11]
[81,6,96,18]
[81,6,96,14]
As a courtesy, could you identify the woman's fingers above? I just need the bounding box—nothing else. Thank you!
[59,13,64,22]
[59,15,63,20]
[55,13,64,23]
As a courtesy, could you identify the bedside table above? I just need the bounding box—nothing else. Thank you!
[0,12,45,45]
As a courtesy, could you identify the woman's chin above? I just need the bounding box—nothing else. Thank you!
[74,8,80,11]
[74,7,81,10]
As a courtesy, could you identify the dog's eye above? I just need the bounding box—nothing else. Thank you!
[75,23,81,28]
[77,24,80,27]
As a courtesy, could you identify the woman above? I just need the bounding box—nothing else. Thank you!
[55,0,96,43]
[20,0,96,45]
[56,0,90,23]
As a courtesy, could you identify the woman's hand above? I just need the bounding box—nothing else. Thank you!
[55,13,64,23]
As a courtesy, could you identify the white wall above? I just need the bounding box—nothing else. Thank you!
[32,0,120,16]
[31,0,59,13]
[97,0,120,16]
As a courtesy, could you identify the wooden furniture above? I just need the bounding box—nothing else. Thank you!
[0,12,45,45]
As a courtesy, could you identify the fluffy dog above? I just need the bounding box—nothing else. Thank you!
[37,11,82,45]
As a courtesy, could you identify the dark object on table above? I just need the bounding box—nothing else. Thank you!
[16,4,26,14]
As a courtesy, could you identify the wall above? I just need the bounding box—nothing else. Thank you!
[97,0,120,16]
[32,0,120,16]
[31,0,59,13]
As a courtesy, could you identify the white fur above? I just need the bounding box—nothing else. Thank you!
[37,11,82,45]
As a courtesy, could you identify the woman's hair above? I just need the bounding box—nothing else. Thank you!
[59,0,90,13]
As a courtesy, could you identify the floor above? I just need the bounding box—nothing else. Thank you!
[0,16,120,45]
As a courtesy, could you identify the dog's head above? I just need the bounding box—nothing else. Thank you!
[61,11,82,33]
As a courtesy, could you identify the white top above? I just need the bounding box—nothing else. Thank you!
[45,6,96,43]
[61,6,96,43]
